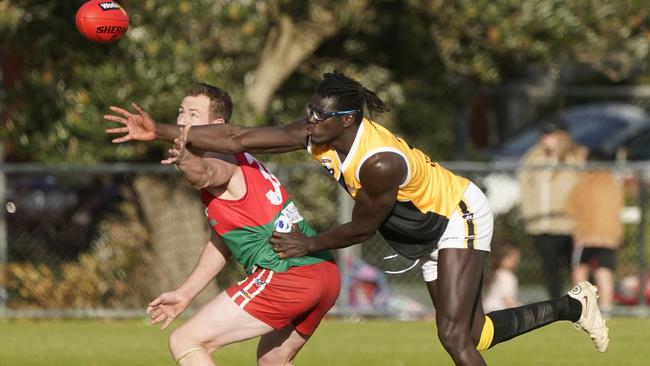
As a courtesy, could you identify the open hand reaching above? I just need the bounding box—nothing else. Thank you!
[104,103,157,143]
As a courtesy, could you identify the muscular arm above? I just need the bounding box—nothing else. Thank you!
[311,153,406,250]
[156,119,309,154]
[271,152,407,257]
[176,152,238,190]
[106,104,307,153]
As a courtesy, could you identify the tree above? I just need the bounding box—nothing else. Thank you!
[419,0,650,83]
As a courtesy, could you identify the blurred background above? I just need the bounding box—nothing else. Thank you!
[1,0,649,321]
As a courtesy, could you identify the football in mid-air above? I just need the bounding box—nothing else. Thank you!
[75,0,129,44]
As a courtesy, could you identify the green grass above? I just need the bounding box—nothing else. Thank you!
[0,317,647,365]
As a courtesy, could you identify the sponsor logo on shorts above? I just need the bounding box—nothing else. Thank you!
[462,212,474,220]
[98,2,120,10]
[254,278,266,286]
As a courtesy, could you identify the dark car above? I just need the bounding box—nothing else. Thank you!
[491,103,650,161]
[4,173,121,261]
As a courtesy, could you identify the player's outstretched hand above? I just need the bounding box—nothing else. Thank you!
[161,124,192,165]
[270,224,312,259]
[105,103,157,143]
[146,291,191,330]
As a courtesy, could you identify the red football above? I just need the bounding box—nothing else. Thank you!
[75,0,129,43]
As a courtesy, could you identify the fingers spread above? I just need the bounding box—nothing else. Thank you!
[104,115,128,125]
[132,102,148,116]
[105,127,129,134]
[109,106,132,117]
[161,317,175,330]
[151,312,167,325]
[112,136,132,144]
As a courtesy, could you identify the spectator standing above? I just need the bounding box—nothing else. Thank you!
[565,150,624,316]
[518,121,588,297]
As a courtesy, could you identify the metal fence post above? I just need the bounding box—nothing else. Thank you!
[0,144,7,319]
[638,171,647,309]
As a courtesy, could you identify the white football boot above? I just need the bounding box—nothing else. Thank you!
[568,281,610,352]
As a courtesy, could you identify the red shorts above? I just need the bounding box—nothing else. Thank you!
[226,260,340,335]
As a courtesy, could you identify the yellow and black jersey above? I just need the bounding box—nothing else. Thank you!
[308,118,469,259]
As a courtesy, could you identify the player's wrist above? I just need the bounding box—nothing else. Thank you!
[155,123,177,142]
[305,237,318,253]
[176,288,195,301]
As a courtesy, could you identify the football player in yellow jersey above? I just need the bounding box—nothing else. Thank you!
[106,72,609,365]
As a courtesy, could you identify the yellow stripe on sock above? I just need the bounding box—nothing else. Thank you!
[476,316,494,351]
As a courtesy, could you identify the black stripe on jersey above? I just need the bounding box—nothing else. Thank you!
[378,200,449,260]
[337,174,349,194]
[458,200,474,249]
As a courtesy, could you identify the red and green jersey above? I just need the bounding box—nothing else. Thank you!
[201,153,332,274]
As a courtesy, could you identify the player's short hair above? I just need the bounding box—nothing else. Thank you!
[314,72,389,122]
[185,82,233,123]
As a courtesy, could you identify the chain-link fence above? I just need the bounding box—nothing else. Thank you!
[0,162,648,320]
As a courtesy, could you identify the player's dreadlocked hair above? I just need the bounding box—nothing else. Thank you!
[315,72,389,121]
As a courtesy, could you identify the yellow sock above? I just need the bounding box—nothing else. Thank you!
[476,316,494,351]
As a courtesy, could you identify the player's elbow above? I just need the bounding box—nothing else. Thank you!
[192,179,210,190]
[351,224,378,243]
[187,170,211,190]
[195,169,227,189]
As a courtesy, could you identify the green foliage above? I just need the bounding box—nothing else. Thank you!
[2,1,269,162]
[2,201,152,308]
[2,0,648,163]
[423,0,650,82]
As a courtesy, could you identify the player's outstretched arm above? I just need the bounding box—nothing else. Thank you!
[147,232,231,330]
[162,125,237,189]
[271,152,406,258]
[105,103,308,154]
[156,118,309,154]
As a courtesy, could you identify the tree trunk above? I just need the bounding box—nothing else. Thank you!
[245,15,338,114]
[133,175,218,307]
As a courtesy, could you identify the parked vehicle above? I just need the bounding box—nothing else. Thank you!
[491,103,650,162]
[4,174,121,261]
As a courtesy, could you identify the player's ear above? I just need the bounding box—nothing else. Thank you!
[341,114,356,128]
[210,118,226,125]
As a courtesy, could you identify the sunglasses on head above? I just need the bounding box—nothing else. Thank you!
[306,104,360,122]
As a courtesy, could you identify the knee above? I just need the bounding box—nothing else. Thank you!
[436,316,471,354]
[168,327,210,360]
[258,352,293,366]
[168,328,189,358]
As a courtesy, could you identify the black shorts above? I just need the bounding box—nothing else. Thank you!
[572,247,616,271]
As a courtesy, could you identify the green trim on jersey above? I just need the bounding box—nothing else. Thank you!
[220,201,333,274]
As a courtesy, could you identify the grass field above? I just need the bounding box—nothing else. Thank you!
[0,317,647,365]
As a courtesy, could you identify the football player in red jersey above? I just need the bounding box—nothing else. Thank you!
[106,83,339,366]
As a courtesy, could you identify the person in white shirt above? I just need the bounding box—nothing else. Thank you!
[483,243,521,312]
